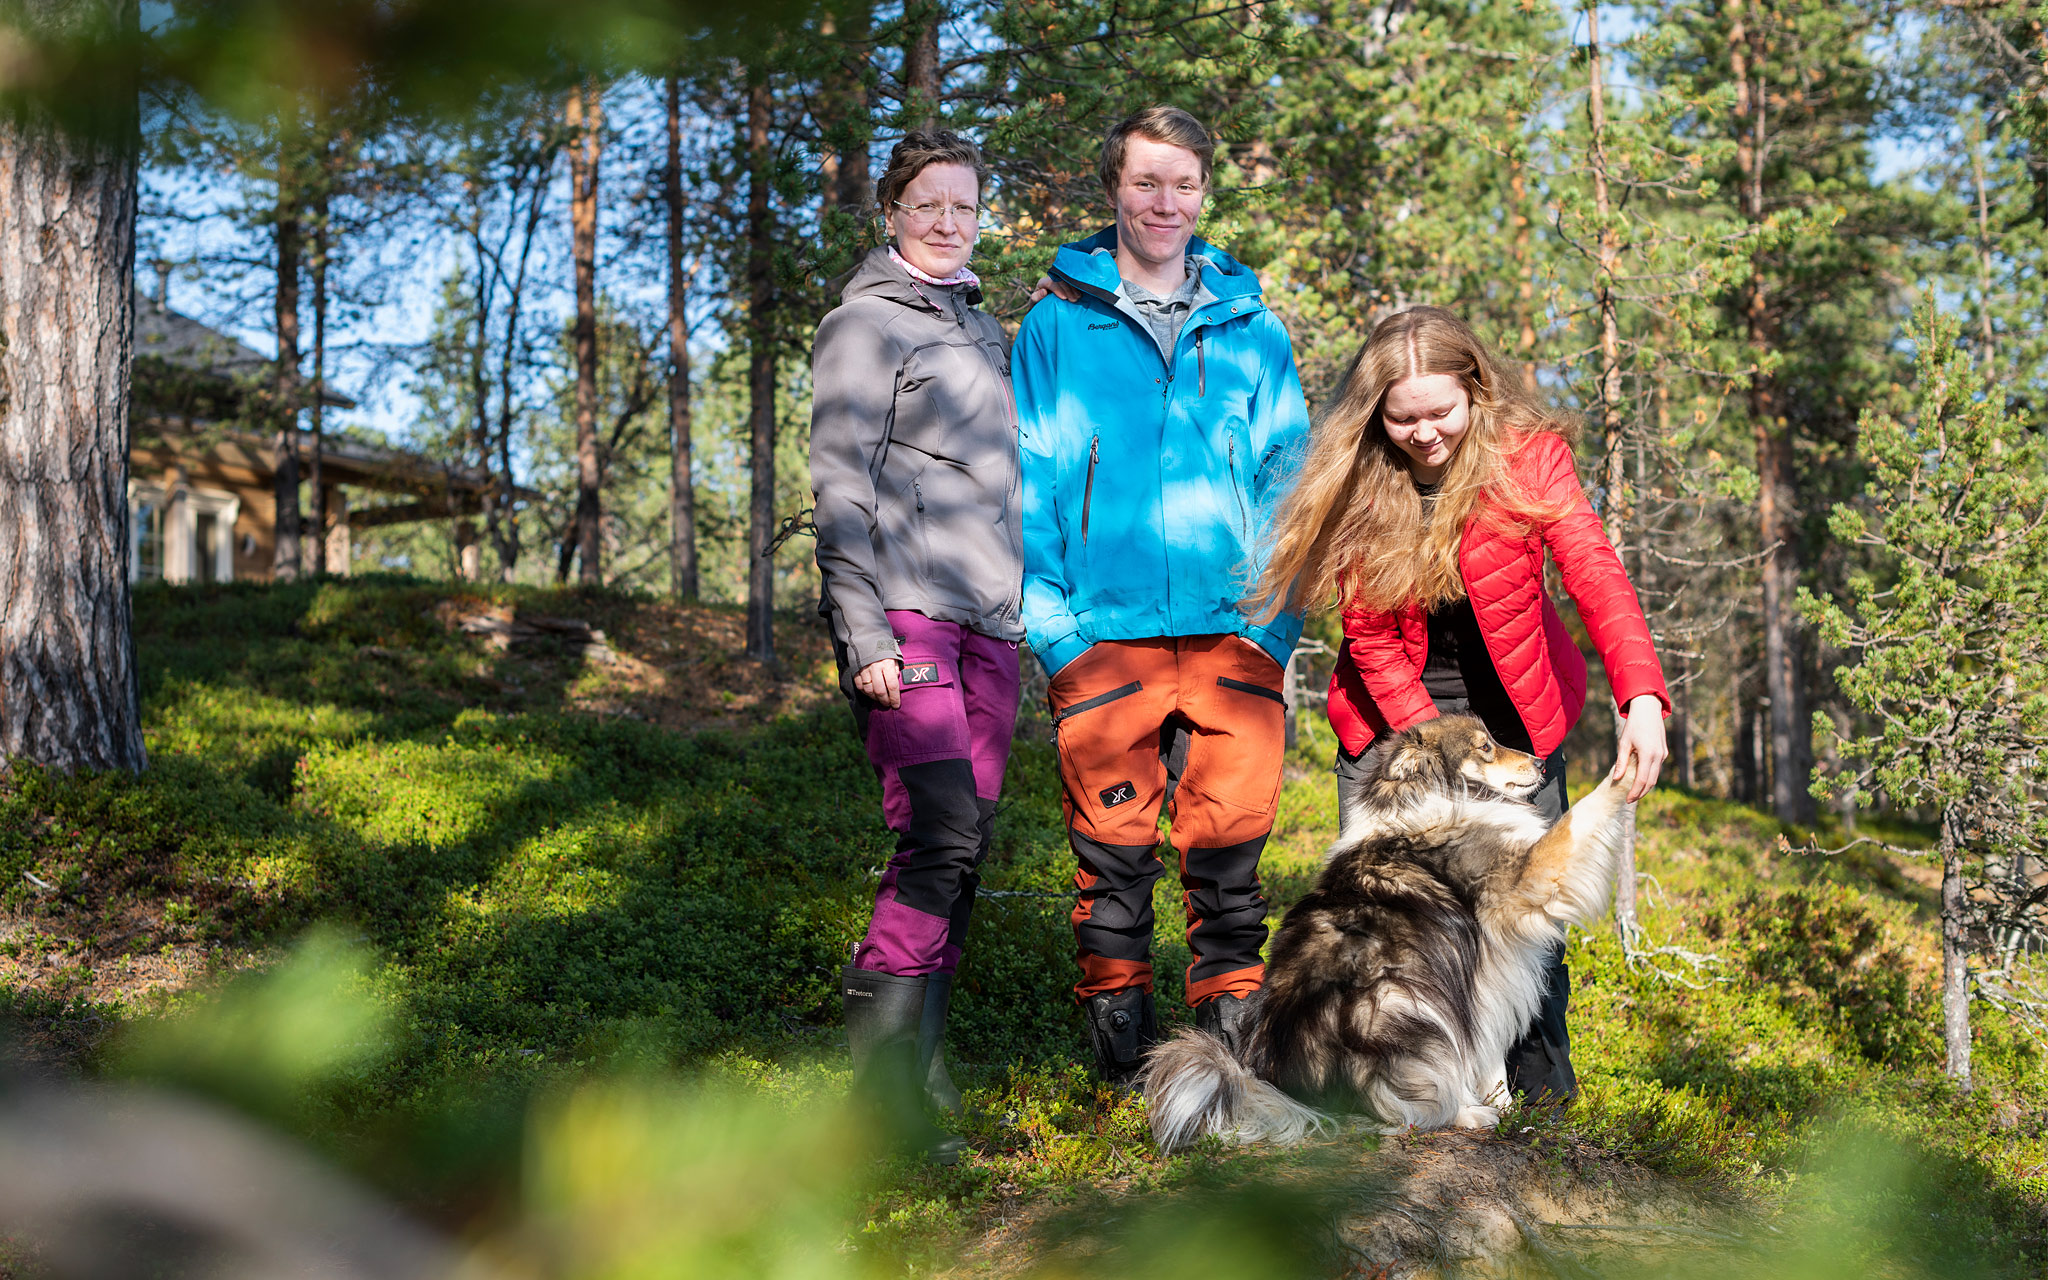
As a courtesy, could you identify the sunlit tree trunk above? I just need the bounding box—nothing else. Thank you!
[307,190,330,576]
[1970,124,1998,382]
[1586,9,1641,939]
[666,73,698,604]
[272,178,303,582]
[824,3,874,215]
[1733,1,1812,825]
[1508,159,1540,397]
[745,69,777,663]
[568,79,604,586]
[1941,791,1973,1086]
[903,0,941,132]
[0,0,146,774]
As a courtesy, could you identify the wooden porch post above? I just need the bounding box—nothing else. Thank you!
[323,487,350,577]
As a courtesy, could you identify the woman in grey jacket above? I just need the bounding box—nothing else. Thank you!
[809,130,1021,1161]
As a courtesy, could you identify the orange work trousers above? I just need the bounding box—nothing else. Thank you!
[1048,635,1287,1007]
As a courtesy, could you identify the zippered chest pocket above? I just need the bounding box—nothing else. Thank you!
[1227,437,1250,538]
[1080,435,1100,545]
[890,340,1007,463]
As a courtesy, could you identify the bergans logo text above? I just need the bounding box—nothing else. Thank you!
[1087,321,1121,331]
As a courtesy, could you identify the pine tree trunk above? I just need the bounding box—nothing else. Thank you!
[1941,808,1973,1087]
[822,3,875,216]
[568,80,604,587]
[666,73,698,604]
[465,210,497,577]
[1734,671,1759,803]
[1508,160,1540,397]
[1733,2,1812,826]
[489,169,548,585]
[307,195,329,577]
[1673,654,1694,791]
[744,70,778,664]
[272,188,302,582]
[1758,433,1810,822]
[1970,126,1998,380]
[903,1,941,132]
[0,0,147,774]
[1587,11,1641,942]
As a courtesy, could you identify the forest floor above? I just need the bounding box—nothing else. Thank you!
[2,577,2045,1278]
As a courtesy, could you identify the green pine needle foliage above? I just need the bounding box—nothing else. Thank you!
[1804,302,2048,825]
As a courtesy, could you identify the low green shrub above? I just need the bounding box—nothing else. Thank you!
[6,579,2048,1275]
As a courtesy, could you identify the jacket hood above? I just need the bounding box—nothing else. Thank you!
[838,243,983,310]
[1048,226,1263,303]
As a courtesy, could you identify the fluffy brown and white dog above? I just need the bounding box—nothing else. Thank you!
[1142,715,1636,1152]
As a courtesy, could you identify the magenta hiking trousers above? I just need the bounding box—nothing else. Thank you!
[847,609,1020,977]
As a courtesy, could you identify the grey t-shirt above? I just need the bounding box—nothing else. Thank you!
[1122,263,1202,358]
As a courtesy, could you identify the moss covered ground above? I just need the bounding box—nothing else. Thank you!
[2,578,2044,1276]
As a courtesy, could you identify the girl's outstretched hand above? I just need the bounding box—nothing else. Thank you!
[1611,694,1668,802]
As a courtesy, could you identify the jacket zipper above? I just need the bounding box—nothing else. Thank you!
[970,328,1022,621]
[1228,438,1248,537]
[1082,435,1099,544]
[1197,330,1206,397]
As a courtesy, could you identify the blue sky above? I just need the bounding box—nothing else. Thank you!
[139,2,1941,446]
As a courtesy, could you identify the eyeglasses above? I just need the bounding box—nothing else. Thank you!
[892,200,981,229]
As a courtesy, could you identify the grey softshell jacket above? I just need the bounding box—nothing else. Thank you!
[809,246,1024,674]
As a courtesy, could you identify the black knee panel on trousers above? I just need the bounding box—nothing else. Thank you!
[1181,836,1271,983]
[892,758,984,919]
[1072,831,1167,961]
[946,795,1000,943]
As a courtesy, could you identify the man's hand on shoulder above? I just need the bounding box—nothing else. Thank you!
[1028,274,1081,307]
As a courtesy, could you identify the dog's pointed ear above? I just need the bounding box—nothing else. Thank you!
[1383,743,1424,780]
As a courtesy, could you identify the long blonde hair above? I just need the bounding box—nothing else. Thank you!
[1249,307,1577,620]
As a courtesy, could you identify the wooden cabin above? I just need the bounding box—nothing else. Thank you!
[130,296,495,583]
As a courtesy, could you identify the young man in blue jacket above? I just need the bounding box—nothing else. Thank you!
[1015,106,1311,1086]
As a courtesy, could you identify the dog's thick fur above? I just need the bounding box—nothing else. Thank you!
[1144,716,1635,1151]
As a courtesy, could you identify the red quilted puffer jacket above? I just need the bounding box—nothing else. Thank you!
[1327,431,1670,758]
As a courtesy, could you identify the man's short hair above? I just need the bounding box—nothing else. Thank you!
[1098,106,1215,195]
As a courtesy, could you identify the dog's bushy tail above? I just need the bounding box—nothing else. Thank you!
[1141,1029,1329,1153]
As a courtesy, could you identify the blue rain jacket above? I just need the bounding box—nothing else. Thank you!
[1016,228,1310,678]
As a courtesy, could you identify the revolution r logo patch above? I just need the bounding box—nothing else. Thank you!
[1099,780,1138,808]
[901,662,942,685]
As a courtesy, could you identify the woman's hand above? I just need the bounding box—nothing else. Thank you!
[854,658,903,709]
[1611,694,1668,802]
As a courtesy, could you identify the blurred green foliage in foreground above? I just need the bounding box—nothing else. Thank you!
[0,579,2044,1275]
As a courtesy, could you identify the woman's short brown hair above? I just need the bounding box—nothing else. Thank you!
[875,129,989,215]
[1097,106,1215,194]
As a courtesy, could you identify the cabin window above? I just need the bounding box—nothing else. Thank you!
[135,499,164,580]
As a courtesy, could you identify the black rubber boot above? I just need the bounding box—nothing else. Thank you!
[1195,989,1264,1059]
[1505,946,1577,1104]
[1082,987,1159,1091]
[920,972,964,1115]
[843,967,963,1163]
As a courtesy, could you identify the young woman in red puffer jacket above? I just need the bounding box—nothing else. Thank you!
[1247,305,1670,1105]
